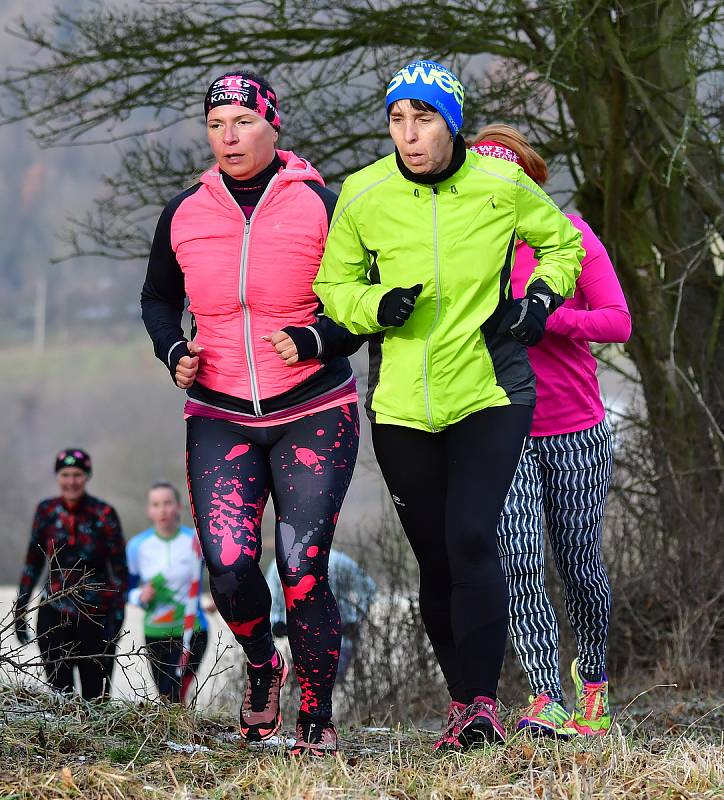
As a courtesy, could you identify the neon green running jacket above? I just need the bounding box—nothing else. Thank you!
[314,150,583,432]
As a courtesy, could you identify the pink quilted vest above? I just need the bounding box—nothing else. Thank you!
[170,151,330,411]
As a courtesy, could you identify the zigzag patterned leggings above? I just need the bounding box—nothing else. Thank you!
[497,420,613,702]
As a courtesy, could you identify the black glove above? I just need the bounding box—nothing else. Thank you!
[14,614,29,646]
[271,621,288,638]
[377,284,423,327]
[497,293,550,346]
[281,326,320,362]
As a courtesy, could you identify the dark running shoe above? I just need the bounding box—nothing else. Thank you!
[239,649,288,742]
[456,695,506,748]
[289,718,338,757]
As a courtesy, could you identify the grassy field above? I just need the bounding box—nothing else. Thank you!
[0,685,721,799]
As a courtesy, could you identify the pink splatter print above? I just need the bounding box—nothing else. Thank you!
[218,529,242,566]
[295,447,326,474]
[340,404,353,423]
[227,616,265,637]
[299,677,317,713]
[209,478,244,566]
[225,444,251,461]
[307,546,319,557]
[316,429,325,436]
[222,486,243,506]
[283,574,317,610]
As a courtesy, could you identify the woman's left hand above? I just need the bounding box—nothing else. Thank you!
[263,331,299,365]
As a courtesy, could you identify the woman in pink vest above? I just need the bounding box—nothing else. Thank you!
[141,72,363,756]
[470,125,631,737]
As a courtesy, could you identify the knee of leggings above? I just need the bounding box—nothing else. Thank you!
[278,562,326,608]
[557,558,609,586]
[453,523,500,566]
[205,549,257,583]
[276,543,329,583]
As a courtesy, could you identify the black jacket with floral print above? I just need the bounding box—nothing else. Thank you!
[17,494,128,618]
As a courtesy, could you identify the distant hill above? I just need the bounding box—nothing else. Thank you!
[0,337,382,584]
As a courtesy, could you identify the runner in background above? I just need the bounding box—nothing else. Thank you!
[141,71,363,755]
[126,482,208,703]
[469,125,631,737]
[314,60,583,750]
[266,548,376,681]
[14,449,128,700]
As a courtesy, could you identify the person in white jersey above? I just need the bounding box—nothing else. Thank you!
[126,482,208,702]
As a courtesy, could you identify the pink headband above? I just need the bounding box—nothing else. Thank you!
[470,140,521,164]
[204,74,281,130]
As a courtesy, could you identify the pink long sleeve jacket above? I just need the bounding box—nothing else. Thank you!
[511,215,632,437]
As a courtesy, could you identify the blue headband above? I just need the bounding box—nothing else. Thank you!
[385,60,465,136]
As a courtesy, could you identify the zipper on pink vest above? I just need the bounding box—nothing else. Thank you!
[221,172,280,415]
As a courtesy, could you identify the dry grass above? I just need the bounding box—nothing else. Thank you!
[0,685,721,799]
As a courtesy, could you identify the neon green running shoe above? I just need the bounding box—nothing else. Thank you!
[564,658,611,736]
[517,694,571,736]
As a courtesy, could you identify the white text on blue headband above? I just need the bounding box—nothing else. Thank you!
[387,63,464,108]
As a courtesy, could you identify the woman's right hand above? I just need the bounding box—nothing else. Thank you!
[139,583,156,606]
[175,341,204,388]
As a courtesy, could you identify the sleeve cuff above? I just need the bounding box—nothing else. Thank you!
[526,278,564,314]
[282,326,321,362]
[306,325,323,358]
[167,340,191,381]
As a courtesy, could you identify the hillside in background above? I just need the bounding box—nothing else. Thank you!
[0,338,382,584]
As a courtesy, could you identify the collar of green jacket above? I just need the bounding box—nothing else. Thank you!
[394,133,467,187]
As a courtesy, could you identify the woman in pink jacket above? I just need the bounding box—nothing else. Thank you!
[470,125,631,737]
[141,72,363,756]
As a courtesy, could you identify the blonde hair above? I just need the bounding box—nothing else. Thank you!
[469,124,548,186]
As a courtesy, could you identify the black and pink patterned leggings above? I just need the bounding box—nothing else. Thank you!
[186,404,359,720]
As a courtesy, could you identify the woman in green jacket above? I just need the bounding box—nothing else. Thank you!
[314,59,583,750]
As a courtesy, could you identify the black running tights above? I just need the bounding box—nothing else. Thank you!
[372,405,532,703]
[36,604,117,700]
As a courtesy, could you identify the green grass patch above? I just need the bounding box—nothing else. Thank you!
[0,685,721,799]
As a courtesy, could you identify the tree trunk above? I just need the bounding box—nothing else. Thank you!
[561,2,723,665]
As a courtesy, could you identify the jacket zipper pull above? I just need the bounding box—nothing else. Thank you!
[432,186,439,194]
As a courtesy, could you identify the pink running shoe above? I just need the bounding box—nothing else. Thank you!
[239,650,288,742]
[432,700,467,752]
[289,719,338,757]
[456,695,506,747]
